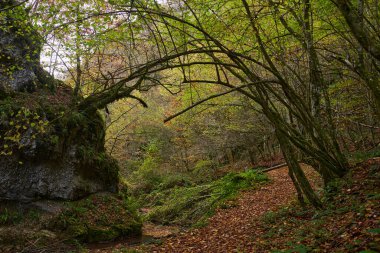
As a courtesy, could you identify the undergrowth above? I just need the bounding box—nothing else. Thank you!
[348,145,380,163]
[255,160,380,253]
[142,169,269,227]
[51,193,142,243]
[0,207,40,226]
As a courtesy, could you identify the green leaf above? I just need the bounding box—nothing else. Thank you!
[367,228,380,234]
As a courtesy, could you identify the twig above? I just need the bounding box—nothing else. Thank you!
[344,118,380,129]
[259,162,288,172]
[0,0,28,12]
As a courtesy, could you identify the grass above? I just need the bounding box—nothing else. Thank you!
[52,193,142,243]
[348,145,380,163]
[0,208,23,225]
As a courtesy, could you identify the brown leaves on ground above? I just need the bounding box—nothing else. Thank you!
[147,167,301,253]
[253,159,380,252]
[92,161,380,253]
[94,166,317,253]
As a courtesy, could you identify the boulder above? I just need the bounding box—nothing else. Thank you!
[0,100,119,201]
[0,149,119,201]
[0,194,142,250]
[0,1,119,201]
[51,193,142,243]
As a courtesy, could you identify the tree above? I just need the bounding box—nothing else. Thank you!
[106,0,348,207]
[330,0,380,117]
[2,0,379,207]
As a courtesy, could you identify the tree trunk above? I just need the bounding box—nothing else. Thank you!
[277,130,322,209]
[333,0,380,61]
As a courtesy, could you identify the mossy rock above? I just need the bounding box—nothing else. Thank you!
[87,226,119,243]
[52,193,142,243]
[113,221,143,236]
[0,89,120,200]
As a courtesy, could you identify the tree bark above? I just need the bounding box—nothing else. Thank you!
[333,0,380,61]
[276,130,322,209]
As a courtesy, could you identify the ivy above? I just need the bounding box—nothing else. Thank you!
[0,107,48,156]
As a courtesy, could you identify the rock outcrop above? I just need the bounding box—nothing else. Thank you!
[0,90,120,201]
[0,0,119,201]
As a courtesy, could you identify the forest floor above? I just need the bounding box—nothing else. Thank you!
[144,167,313,253]
[3,159,377,252]
[90,166,319,252]
[89,159,380,253]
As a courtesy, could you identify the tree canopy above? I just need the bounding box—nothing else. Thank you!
[1,0,380,208]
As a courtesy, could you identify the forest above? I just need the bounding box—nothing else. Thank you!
[0,0,379,252]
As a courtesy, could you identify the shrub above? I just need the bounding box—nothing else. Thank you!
[192,159,216,183]
[128,139,165,194]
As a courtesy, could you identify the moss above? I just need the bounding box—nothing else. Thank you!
[145,170,269,226]
[0,91,105,154]
[0,87,9,99]
[1,90,120,188]
[96,153,120,184]
[87,226,119,243]
[52,194,142,243]
[0,96,20,116]
[76,147,119,186]
[67,223,87,239]
[113,219,143,236]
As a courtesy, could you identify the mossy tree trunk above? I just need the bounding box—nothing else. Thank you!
[276,130,322,209]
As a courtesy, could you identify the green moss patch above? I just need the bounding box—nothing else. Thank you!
[144,169,269,226]
[52,193,142,243]
[0,90,120,195]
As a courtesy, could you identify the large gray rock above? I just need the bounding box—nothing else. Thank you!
[0,1,119,201]
[0,106,119,201]
[0,110,119,200]
[0,150,118,201]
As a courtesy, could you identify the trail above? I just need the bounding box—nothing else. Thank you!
[93,166,316,253]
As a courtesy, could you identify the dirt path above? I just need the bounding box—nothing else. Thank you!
[94,167,315,253]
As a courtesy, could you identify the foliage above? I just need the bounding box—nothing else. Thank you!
[256,162,380,252]
[52,194,142,243]
[144,169,268,226]
[0,206,41,226]
[192,159,217,183]
[0,107,48,155]
[0,208,23,225]
[348,146,380,163]
[0,101,48,157]
[1,0,380,250]
[128,139,165,193]
[4,0,378,209]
